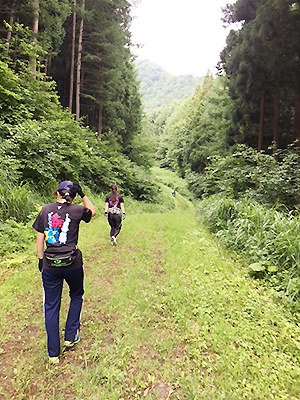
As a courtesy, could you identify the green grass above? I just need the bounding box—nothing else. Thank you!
[196,195,300,306]
[1,184,300,399]
[151,166,190,199]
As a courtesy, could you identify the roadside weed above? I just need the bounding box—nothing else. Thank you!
[197,195,300,303]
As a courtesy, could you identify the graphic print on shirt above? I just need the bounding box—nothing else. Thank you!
[109,196,119,207]
[44,212,71,244]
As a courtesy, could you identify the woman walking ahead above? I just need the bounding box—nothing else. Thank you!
[104,184,125,245]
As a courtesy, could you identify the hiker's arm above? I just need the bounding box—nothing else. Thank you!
[82,195,96,217]
[36,232,45,259]
[120,202,125,213]
[104,202,108,213]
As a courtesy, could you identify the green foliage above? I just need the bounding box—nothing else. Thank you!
[0,219,35,257]
[0,155,40,223]
[151,166,191,199]
[136,59,203,111]
[111,157,158,202]
[0,1,149,171]
[196,194,300,303]
[125,183,175,214]
[151,75,233,177]
[0,116,159,202]
[3,207,300,397]
[188,144,300,209]
[220,0,300,149]
[0,53,60,124]
[0,47,157,205]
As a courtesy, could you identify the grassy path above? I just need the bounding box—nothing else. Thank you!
[1,192,300,399]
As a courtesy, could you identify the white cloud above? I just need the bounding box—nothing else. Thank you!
[130,0,236,77]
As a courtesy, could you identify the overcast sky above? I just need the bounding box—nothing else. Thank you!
[130,0,237,77]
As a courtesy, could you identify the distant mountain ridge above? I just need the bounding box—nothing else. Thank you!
[135,59,203,111]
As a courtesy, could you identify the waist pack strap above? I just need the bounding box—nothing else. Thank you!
[45,250,77,268]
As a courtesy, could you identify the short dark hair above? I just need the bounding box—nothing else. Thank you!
[58,188,76,203]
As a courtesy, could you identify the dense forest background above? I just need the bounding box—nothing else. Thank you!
[1,0,300,302]
[146,0,300,209]
[0,0,156,203]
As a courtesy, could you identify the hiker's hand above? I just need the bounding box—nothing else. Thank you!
[104,212,108,220]
[73,181,85,198]
[122,213,126,220]
[38,259,43,272]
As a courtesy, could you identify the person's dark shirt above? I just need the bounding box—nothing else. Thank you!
[32,202,91,259]
[105,194,124,209]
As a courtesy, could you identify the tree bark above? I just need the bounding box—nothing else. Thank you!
[30,0,39,76]
[76,0,85,121]
[97,104,103,136]
[6,1,16,52]
[292,86,300,144]
[69,0,76,114]
[272,85,280,149]
[257,89,265,151]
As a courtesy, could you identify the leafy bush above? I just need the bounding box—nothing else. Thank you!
[0,37,157,205]
[196,195,300,302]
[0,152,40,223]
[0,219,35,257]
[189,144,300,210]
[0,115,159,202]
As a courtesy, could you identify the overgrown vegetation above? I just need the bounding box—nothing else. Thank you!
[197,195,300,306]
[187,144,300,210]
[0,1,161,229]
[1,0,300,394]
[140,1,300,309]
[2,199,300,399]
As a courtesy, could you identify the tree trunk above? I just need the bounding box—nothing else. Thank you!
[69,0,76,114]
[30,0,39,76]
[97,104,103,136]
[6,1,16,52]
[76,0,85,121]
[292,86,300,144]
[44,57,48,76]
[272,85,280,149]
[257,89,265,151]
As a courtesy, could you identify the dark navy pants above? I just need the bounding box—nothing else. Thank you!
[42,266,84,357]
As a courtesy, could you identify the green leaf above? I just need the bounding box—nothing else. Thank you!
[249,263,265,272]
[267,266,279,273]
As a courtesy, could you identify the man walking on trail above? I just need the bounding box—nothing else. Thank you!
[32,180,96,365]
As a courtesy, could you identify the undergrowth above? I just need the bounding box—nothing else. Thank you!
[196,194,300,307]
[1,202,300,399]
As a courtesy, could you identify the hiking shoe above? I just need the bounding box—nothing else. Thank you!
[49,356,59,365]
[113,236,117,245]
[111,236,115,245]
[64,334,80,348]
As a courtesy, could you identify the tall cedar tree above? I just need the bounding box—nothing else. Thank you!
[50,0,143,152]
[220,0,300,151]
[0,0,70,73]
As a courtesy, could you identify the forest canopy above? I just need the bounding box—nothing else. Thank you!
[0,0,157,205]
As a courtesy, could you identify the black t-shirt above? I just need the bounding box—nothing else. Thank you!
[105,194,124,209]
[32,202,92,260]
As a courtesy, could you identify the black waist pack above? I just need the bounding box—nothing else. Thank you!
[45,250,77,268]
